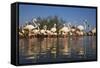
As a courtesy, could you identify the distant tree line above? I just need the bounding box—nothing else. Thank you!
[29,15,66,31]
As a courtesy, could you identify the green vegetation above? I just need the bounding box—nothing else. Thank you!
[33,16,65,30]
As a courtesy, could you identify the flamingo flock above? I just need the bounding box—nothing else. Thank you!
[19,18,96,38]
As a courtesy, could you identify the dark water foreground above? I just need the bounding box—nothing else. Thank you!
[19,36,96,64]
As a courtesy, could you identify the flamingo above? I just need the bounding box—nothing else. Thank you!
[67,23,74,36]
[76,25,85,36]
[50,24,57,36]
[70,25,77,36]
[19,25,25,38]
[23,18,39,38]
[32,23,40,37]
[40,25,47,35]
[83,20,87,30]
[59,24,70,37]
[91,27,96,35]
[83,20,94,36]
[23,24,35,38]
[71,26,76,32]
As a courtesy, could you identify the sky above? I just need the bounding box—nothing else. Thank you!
[19,4,96,30]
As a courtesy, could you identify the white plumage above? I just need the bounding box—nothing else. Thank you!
[24,25,35,30]
[92,28,96,33]
[77,25,84,31]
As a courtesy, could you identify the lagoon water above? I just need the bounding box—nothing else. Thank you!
[19,36,96,64]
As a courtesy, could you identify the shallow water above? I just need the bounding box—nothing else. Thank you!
[19,36,96,64]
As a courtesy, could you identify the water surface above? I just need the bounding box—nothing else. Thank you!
[19,36,96,64]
